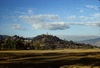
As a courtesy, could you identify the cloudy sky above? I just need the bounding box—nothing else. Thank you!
[0,0,100,41]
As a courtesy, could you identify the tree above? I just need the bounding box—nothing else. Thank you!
[34,41,41,50]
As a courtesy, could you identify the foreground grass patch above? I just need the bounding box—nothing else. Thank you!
[0,49,100,68]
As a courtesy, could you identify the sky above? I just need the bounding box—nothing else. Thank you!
[0,0,100,41]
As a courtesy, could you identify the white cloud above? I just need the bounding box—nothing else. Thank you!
[67,13,100,22]
[19,14,69,30]
[19,13,100,30]
[28,9,33,14]
[11,24,25,30]
[19,14,59,22]
[32,22,69,30]
[80,9,84,13]
[14,11,26,15]
[67,15,90,21]
[91,22,100,27]
[69,21,100,27]
[33,14,59,20]
[79,16,89,20]
[13,8,35,15]
[86,5,98,10]
[84,22,100,27]
[67,15,76,20]
[92,13,100,18]
[83,22,99,26]
[17,8,100,30]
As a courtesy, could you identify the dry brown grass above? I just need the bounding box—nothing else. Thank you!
[0,49,100,68]
[0,49,100,53]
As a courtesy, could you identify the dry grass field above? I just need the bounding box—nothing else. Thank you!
[0,49,100,68]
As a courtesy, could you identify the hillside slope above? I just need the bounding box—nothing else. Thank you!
[32,34,97,49]
[78,38,100,46]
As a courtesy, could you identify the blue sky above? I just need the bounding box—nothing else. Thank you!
[0,0,100,41]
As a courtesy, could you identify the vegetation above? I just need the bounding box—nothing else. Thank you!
[0,34,99,50]
[0,34,100,68]
[0,49,100,68]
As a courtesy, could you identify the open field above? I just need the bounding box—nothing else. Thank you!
[0,49,100,68]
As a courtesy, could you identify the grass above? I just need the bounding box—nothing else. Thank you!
[0,49,100,68]
[0,49,100,53]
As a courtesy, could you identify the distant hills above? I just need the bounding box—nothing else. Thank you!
[0,34,99,50]
[0,35,10,40]
[78,37,100,46]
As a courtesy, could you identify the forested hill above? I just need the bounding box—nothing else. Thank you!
[0,35,10,40]
[32,34,98,49]
[0,34,99,50]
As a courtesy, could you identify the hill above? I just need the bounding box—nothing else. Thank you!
[0,34,99,50]
[32,34,98,49]
[0,35,10,40]
[78,38,100,46]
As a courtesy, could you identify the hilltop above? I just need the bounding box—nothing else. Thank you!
[32,34,98,49]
